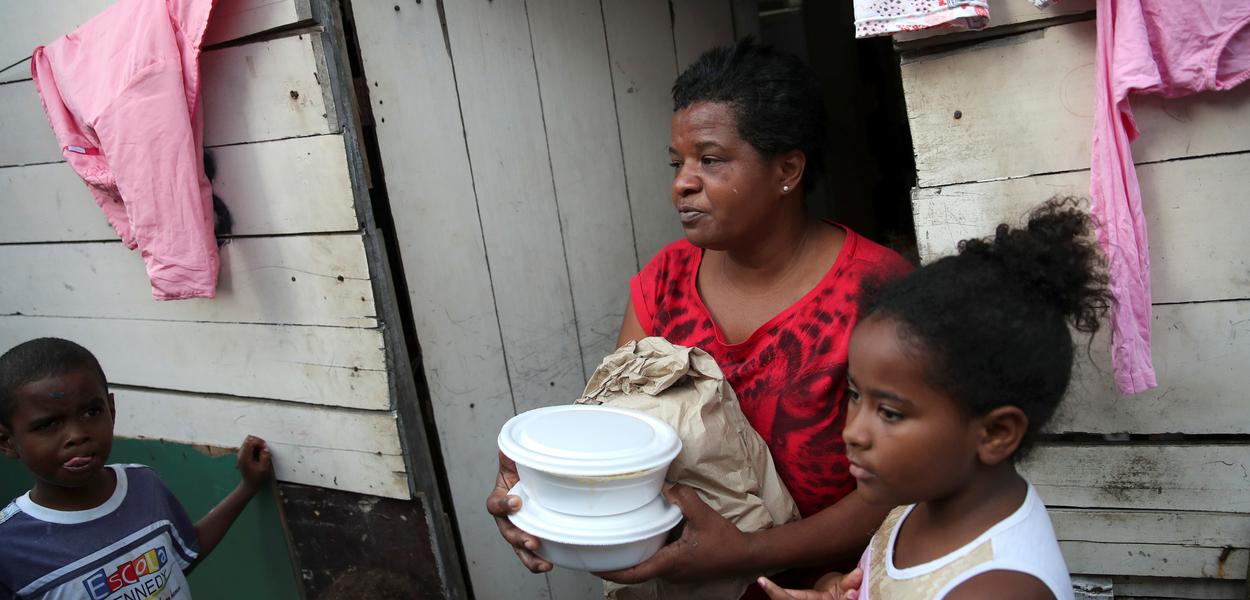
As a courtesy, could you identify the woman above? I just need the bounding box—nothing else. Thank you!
[488,39,911,595]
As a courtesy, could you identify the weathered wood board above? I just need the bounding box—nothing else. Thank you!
[1049,300,1250,435]
[913,152,1250,304]
[1052,508,1250,579]
[0,234,377,327]
[902,20,1250,188]
[114,387,407,498]
[0,134,358,243]
[1,33,336,167]
[201,33,337,147]
[1112,576,1247,600]
[1023,444,1250,513]
[528,0,641,381]
[350,2,543,597]
[0,315,388,410]
[0,0,313,83]
[602,0,685,265]
[0,79,61,167]
[203,0,313,46]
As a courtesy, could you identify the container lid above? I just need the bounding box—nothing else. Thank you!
[508,482,683,546]
[498,405,681,477]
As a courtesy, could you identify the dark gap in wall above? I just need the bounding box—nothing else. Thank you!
[335,1,475,596]
[761,1,919,264]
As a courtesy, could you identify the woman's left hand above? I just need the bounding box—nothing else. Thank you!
[758,569,863,600]
[594,483,751,583]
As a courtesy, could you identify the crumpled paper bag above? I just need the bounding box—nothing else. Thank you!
[576,337,801,600]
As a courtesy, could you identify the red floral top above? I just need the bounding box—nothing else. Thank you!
[630,226,911,518]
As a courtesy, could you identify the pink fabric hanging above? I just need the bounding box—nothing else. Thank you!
[31,0,219,300]
[1091,0,1250,393]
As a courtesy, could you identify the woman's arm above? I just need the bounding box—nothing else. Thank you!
[597,485,889,584]
[618,298,647,346]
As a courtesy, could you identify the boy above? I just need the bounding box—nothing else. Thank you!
[0,338,273,599]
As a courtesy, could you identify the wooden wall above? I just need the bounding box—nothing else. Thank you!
[0,0,408,502]
[351,1,753,597]
[899,4,1250,598]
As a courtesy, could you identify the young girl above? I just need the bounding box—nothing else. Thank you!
[760,198,1106,600]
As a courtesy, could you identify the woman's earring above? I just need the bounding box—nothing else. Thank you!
[782,185,791,193]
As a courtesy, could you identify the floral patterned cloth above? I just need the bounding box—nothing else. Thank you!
[853,0,990,38]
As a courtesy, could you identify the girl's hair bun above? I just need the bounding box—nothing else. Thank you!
[957,197,1110,334]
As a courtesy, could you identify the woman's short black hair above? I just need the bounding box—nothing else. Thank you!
[672,37,828,190]
[859,198,1110,457]
[0,338,108,428]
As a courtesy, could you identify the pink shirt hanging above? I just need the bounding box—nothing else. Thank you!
[1091,0,1250,393]
[31,0,219,300]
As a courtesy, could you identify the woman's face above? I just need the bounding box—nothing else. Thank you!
[669,101,786,250]
[843,315,981,507]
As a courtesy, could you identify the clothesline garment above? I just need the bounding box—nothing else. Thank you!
[853,0,990,38]
[31,0,219,300]
[1091,0,1250,393]
[1090,0,1250,395]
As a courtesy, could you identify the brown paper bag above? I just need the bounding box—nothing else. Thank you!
[576,337,801,600]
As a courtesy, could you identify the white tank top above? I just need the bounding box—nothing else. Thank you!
[858,482,1074,600]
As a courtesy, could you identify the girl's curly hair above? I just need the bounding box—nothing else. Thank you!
[860,197,1111,456]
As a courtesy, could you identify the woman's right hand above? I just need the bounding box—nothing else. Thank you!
[486,451,553,573]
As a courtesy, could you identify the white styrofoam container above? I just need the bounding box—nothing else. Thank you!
[498,404,681,516]
[507,482,683,572]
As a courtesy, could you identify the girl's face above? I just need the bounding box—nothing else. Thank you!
[668,101,787,250]
[843,315,982,507]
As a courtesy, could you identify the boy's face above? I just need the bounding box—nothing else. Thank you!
[0,369,115,491]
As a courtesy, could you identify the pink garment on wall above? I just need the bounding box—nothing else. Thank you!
[31,0,219,300]
[1092,0,1250,393]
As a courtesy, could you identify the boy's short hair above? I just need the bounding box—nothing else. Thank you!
[0,338,109,428]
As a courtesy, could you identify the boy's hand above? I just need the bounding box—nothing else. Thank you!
[758,568,863,600]
[236,435,273,491]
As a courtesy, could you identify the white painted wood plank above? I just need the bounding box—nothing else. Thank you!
[517,3,622,590]
[350,2,546,598]
[894,0,1093,44]
[602,0,685,265]
[1022,444,1250,513]
[203,0,313,46]
[1062,542,1247,580]
[113,387,408,499]
[1054,509,1250,580]
[528,0,639,382]
[442,6,595,596]
[1051,508,1250,551]
[902,20,1250,188]
[0,79,61,166]
[201,33,336,147]
[1055,301,1250,435]
[0,0,115,84]
[1113,576,1247,600]
[0,234,376,327]
[912,153,1250,304]
[673,0,736,71]
[440,0,585,410]
[0,0,311,83]
[0,134,358,243]
[2,33,337,168]
[0,315,388,410]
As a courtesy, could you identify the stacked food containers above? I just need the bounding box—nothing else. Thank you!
[497,405,684,571]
